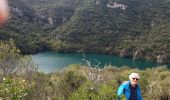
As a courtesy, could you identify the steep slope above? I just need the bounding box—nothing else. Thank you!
[26,0,85,30]
[0,0,169,63]
[52,0,170,63]
[0,0,86,54]
[0,0,47,54]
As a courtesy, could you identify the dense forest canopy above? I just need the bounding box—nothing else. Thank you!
[0,0,170,63]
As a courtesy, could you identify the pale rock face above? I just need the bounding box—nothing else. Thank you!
[133,48,145,60]
[157,55,167,63]
[107,2,127,10]
[119,50,129,57]
[48,16,53,25]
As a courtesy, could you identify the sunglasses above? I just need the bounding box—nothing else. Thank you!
[132,78,139,81]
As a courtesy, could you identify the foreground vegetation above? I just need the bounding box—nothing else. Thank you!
[0,40,170,100]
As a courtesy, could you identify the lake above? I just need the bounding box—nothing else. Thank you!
[32,51,170,73]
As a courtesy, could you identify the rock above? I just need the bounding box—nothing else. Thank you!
[106,2,127,10]
[157,55,167,63]
[48,16,53,25]
[119,50,129,57]
[133,48,145,60]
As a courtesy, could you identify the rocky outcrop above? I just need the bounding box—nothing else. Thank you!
[107,2,127,10]
[119,50,129,57]
[133,48,145,60]
[95,0,100,4]
[48,16,53,25]
[157,55,167,63]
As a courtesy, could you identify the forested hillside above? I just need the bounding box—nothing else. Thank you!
[0,0,47,54]
[53,0,170,63]
[0,0,170,63]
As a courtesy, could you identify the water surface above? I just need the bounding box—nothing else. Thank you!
[32,51,170,73]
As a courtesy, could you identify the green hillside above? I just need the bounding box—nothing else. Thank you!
[0,0,170,63]
[53,0,170,63]
[0,0,48,54]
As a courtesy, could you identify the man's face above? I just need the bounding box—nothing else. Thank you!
[0,0,9,25]
[130,77,139,86]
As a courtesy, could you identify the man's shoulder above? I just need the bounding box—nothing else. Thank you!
[119,81,129,88]
[122,81,129,84]
[121,81,129,86]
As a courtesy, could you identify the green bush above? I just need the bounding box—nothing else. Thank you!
[69,81,115,100]
[0,77,29,100]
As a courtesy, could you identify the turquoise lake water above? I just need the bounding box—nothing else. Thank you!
[32,51,170,73]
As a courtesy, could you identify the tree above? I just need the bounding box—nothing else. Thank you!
[0,39,20,77]
[0,39,37,77]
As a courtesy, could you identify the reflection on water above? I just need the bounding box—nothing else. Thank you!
[32,51,170,73]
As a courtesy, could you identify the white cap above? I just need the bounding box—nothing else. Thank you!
[129,73,140,79]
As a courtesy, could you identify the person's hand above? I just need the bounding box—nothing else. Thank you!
[0,0,9,25]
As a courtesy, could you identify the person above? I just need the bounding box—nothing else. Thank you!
[0,0,9,25]
[116,73,143,100]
